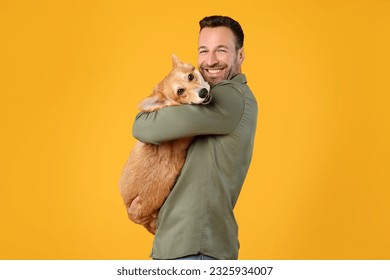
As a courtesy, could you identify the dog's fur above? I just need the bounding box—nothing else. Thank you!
[119,55,210,234]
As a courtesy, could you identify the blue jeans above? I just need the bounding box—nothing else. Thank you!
[154,254,217,260]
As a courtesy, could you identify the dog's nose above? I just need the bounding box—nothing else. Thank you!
[198,88,209,98]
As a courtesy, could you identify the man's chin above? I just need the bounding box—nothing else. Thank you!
[200,69,225,85]
[204,76,224,86]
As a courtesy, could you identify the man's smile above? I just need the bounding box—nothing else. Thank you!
[206,68,224,74]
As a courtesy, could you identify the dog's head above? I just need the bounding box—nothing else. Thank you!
[139,54,211,112]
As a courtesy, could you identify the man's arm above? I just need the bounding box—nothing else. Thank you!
[132,83,245,144]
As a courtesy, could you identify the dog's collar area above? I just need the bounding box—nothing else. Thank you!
[201,93,212,105]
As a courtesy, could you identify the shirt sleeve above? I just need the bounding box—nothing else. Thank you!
[132,82,245,145]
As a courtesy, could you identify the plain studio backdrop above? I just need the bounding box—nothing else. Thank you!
[1,0,389,259]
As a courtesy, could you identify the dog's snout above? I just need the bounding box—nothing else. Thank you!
[198,88,209,98]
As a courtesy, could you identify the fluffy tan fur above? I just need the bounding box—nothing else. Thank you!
[119,55,210,234]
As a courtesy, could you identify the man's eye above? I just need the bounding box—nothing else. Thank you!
[177,88,185,95]
[188,74,194,81]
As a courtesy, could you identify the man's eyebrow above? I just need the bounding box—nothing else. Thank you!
[198,45,230,50]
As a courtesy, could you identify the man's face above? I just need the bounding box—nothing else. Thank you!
[198,26,244,86]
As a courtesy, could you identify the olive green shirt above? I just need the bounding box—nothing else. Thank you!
[132,74,258,259]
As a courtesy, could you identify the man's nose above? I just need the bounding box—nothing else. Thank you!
[207,52,219,66]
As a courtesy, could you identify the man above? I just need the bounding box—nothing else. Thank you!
[131,15,258,260]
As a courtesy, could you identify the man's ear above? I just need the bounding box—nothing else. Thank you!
[238,48,245,65]
[171,54,183,68]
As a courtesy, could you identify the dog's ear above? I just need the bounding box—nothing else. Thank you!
[171,54,182,68]
[138,87,169,112]
[139,95,165,112]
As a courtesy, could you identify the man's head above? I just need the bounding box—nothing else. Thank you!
[198,15,245,86]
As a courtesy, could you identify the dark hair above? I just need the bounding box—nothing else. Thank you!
[199,15,244,50]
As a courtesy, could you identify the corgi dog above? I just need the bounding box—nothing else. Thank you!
[119,54,211,234]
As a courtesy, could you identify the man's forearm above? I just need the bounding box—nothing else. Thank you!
[132,86,245,144]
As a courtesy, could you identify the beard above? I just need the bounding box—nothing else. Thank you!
[199,59,241,86]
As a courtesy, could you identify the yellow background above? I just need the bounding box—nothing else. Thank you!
[1,0,389,259]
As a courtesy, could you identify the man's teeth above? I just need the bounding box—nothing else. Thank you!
[208,69,222,74]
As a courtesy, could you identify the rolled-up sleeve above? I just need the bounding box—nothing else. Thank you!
[132,83,245,144]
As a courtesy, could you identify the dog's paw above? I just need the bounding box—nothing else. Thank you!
[145,219,156,235]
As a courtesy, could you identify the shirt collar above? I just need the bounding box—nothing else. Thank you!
[212,73,247,88]
[232,73,247,84]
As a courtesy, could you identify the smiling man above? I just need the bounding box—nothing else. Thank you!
[198,17,245,86]
[130,15,258,260]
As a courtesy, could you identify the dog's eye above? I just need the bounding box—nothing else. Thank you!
[177,88,185,95]
[188,74,194,81]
